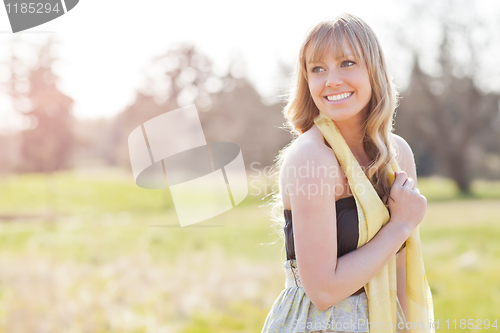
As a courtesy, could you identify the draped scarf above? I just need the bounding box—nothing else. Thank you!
[314,112,435,333]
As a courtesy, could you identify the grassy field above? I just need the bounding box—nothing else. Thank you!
[0,169,499,332]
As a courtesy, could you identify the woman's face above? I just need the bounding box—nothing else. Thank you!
[305,41,372,123]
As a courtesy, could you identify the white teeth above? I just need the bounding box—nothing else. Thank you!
[326,92,352,101]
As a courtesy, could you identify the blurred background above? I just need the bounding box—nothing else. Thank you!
[0,0,499,332]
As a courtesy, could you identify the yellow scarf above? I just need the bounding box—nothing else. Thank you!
[314,112,435,333]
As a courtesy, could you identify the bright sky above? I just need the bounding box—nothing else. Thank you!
[0,0,498,130]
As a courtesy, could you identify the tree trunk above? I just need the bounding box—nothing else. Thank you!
[447,150,472,195]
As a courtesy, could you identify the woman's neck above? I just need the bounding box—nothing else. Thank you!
[336,120,365,153]
[333,113,370,170]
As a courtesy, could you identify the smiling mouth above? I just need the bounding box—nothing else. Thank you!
[325,92,354,102]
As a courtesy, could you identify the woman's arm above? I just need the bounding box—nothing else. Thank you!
[284,138,414,311]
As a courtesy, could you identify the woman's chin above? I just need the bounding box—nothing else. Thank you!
[320,109,357,122]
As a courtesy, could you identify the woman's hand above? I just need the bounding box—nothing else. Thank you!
[388,171,427,234]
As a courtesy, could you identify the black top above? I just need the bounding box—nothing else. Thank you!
[284,196,406,260]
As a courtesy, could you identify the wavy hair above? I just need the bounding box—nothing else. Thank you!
[265,13,400,243]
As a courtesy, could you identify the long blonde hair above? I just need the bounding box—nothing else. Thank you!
[265,13,400,240]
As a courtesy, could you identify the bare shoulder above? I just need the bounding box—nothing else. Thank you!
[280,125,341,208]
[283,125,339,171]
[391,133,417,181]
[391,133,413,157]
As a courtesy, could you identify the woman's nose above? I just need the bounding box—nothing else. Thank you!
[326,68,343,87]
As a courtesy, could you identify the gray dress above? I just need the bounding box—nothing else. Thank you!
[260,259,407,333]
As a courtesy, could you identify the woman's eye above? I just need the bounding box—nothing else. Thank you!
[312,67,325,73]
[341,60,356,68]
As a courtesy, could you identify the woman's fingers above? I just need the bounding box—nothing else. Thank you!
[395,172,418,192]
[394,171,407,187]
[403,177,415,190]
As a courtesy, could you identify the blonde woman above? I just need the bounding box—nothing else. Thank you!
[261,13,433,333]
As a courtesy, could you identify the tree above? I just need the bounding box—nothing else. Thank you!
[112,43,218,167]
[397,55,499,193]
[199,72,291,169]
[393,1,500,194]
[7,36,75,173]
[114,43,292,170]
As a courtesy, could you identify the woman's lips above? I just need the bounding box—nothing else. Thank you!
[324,92,354,104]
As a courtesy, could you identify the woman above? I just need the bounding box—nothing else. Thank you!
[261,13,434,333]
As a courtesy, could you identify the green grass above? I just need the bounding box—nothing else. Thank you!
[417,176,500,201]
[0,169,267,216]
[0,171,499,332]
[420,199,500,331]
